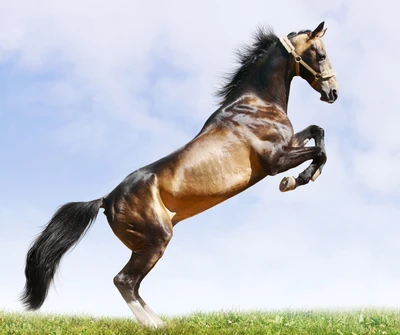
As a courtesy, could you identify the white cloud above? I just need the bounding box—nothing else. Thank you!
[353,151,400,196]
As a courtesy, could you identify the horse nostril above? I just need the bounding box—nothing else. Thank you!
[332,89,338,101]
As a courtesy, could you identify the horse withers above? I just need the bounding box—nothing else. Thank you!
[21,22,338,327]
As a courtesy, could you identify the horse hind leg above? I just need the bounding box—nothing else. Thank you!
[113,219,172,328]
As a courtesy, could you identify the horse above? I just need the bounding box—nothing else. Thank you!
[21,22,338,327]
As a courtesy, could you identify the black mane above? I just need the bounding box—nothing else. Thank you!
[216,27,312,105]
[216,27,278,104]
[287,29,311,39]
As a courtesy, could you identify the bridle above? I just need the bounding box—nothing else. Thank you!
[279,36,336,88]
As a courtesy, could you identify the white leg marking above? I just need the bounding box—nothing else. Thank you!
[311,169,321,182]
[127,300,158,328]
[141,302,165,327]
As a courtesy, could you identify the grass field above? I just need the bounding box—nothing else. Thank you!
[1,309,400,335]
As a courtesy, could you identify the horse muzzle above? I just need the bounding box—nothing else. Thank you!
[320,88,338,103]
[320,75,338,104]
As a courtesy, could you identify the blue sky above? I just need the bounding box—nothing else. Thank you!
[1,0,400,318]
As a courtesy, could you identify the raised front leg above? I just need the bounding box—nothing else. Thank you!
[278,125,327,192]
[293,125,326,181]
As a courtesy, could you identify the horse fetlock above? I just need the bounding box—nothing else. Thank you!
[279,176,296,192]
[316,149,327,163]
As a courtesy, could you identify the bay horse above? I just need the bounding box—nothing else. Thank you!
[21,22,338,327]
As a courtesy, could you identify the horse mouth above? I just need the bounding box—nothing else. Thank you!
[320,96,336,104]
[320,89,338,104]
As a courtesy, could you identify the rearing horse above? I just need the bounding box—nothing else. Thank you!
[21,22,338,327]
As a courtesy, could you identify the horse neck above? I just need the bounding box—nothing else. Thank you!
[256,45,294,112]
[220,44,295,113]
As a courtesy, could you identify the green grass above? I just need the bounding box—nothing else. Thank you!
[1,309,400,334]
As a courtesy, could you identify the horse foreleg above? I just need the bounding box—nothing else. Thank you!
[272,145,326,192]
[292,125,326,182]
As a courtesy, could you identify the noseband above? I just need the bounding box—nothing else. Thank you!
[279,36,336,88]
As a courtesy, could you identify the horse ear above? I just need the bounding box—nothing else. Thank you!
[311,21,326,38]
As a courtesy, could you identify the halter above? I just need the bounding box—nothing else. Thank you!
[279,36,336,88]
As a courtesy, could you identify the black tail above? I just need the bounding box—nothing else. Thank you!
[21,198,103,310]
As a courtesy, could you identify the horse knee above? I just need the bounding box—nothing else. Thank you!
[310,125,324,138]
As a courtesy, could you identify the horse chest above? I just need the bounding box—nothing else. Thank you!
[225,101,294,153]
[245,119,294,155]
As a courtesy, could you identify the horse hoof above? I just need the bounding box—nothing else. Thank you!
[279,176,296,192]
[311,169,321,182]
